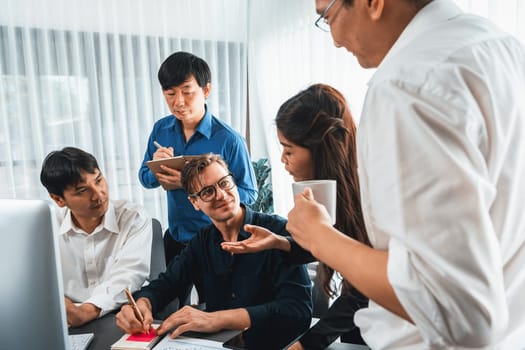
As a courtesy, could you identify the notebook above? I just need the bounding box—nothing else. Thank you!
[111,325,162,350]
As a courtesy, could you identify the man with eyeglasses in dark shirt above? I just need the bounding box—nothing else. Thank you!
[116,153,312,349]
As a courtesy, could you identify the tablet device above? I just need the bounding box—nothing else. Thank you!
[222,329,302,350]
[222,331,245,349]
[146,155,200,190]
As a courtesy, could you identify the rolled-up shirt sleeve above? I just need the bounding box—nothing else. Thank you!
[84,207,152,316]
[138,130,161,189]
[362,76,508,347]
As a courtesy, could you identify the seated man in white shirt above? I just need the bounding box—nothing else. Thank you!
[40,147,152,327]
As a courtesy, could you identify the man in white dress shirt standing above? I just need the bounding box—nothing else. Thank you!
[287,0,525,348]
[40,147,152,327]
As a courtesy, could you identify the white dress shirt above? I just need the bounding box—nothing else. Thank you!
[56,199,152,316]
[355,0,525,348]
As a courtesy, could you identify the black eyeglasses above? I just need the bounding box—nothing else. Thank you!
[189,173,236,202]
[315,0,338,32]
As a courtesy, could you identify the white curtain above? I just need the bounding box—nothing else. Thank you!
[455,0,525,42]
[1,0,524,222]
[0,0,248,227]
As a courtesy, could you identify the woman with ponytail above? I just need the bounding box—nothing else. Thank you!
[223,84,370,349]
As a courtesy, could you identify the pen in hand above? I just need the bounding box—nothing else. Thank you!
[124,287,145,325]
[153,140,174,160]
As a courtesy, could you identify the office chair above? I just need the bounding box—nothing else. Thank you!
[150,218,166,280]
[150,218,180,319]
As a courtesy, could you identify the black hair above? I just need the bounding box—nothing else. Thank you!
[276,84,369,297]
[40,147,99,197]
[158,51,211,90]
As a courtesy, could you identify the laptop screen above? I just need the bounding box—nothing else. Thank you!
[0,199,69,349]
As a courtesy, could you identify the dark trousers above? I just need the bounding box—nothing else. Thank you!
[163,230,193,306]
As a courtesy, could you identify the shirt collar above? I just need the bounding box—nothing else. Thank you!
[174,104,213,140]
[211,204,252,243]
[57,200,119,236]
[239,204,252,240]
[103,201,120,233]
[195,104,213,139]
[371,0,462,84]
[57,209,75,236]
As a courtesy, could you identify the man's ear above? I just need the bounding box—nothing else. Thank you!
[188,196,201,211]
[50,193,67,208]
[367,0,385,21]
[203,83,211,99]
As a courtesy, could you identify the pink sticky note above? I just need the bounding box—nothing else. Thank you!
[126,327,157,342]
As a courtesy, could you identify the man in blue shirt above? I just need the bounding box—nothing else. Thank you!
[139,51,257,267]
[119,154,311,349]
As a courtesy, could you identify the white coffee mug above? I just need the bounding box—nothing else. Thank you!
[292,179,336,225]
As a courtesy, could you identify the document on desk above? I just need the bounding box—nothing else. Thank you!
[153,335,223,350]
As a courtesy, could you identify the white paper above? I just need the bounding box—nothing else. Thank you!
[153,335,223,350]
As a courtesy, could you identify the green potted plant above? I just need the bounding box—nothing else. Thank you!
[249,158,274,214]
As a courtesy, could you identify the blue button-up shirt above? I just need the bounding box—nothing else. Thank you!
[139,106,257,242]
[134,206,312,344]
